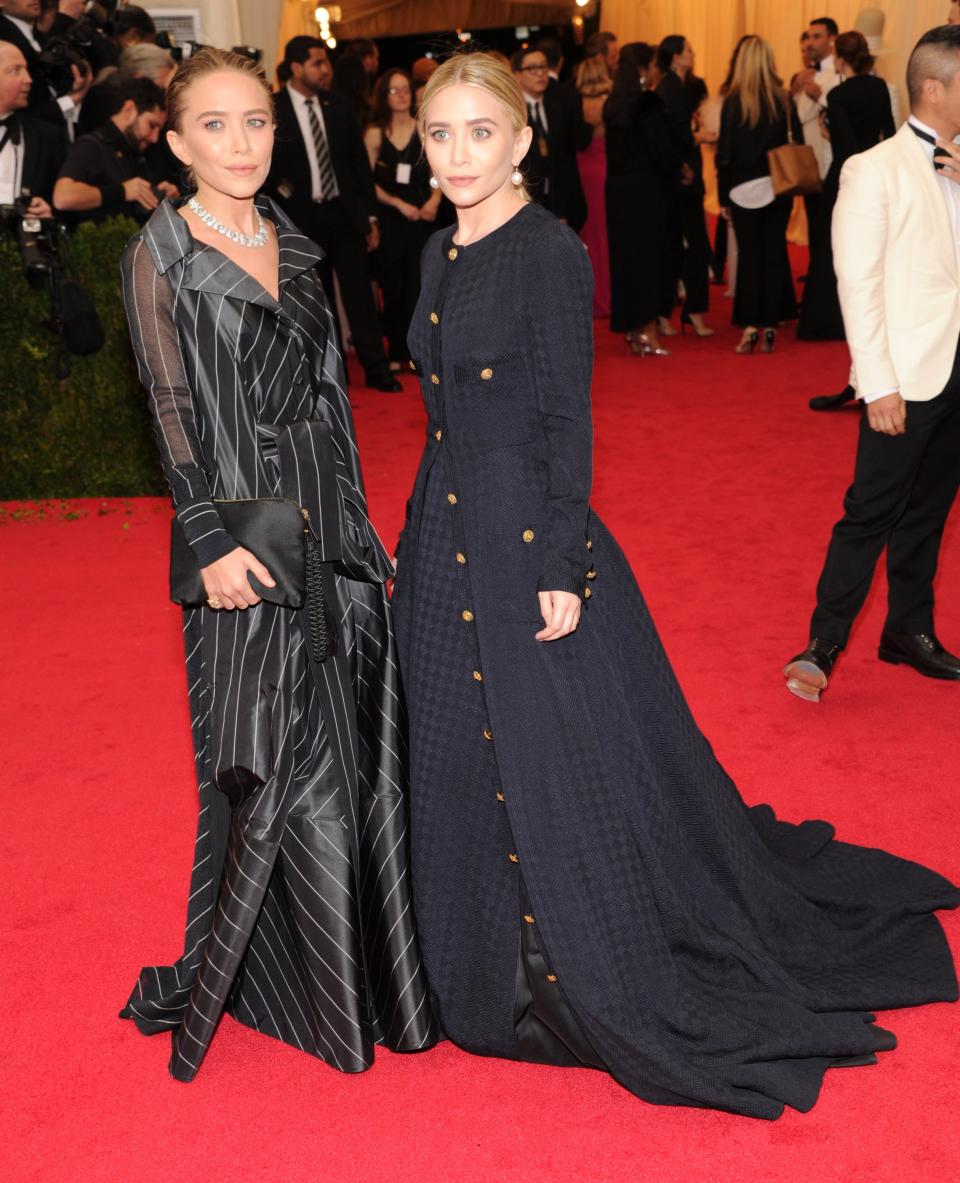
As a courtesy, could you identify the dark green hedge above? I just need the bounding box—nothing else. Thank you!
[0,217,164,499]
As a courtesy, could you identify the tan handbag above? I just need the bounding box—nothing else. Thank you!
[767,127,822,198]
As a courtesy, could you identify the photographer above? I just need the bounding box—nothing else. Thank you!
[0,39,59,215]
[0,0,90,134]
[53,75,170,222]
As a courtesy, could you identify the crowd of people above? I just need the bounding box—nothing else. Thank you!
[0,4,924,380]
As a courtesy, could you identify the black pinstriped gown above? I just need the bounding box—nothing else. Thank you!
[119,198,437,1079]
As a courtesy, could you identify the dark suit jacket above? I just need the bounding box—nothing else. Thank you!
[267,86,377,239]
[656,69,704,192]
[0,14,68,129]
[825,74,895,181]
[519,79,590,231]
[18,113,64,202]
[716,95,802,208]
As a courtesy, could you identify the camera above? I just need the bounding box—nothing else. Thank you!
[0,190,52,288]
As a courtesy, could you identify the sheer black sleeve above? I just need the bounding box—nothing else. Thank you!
[121,236,237,567]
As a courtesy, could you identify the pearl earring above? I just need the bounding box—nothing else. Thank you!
[429,175,440,190]
[510,166,523,187]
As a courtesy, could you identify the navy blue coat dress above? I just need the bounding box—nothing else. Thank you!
[390,202,959,1119]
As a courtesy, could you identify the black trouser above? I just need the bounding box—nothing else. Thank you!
[810,344,960,646]
[374,211,431,363]
[729,198,793,329]
[662,183,711,317]
[304,198,389,384]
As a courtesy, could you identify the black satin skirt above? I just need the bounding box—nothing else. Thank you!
[121,574,438,1079]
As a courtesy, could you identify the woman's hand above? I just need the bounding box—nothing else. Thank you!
[936,138,960,182]
[535,590,582,641]
[201,546,275,610]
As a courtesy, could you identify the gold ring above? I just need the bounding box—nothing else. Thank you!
[206,597,222,609]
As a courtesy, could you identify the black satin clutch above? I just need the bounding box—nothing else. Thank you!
[170,498,309,608]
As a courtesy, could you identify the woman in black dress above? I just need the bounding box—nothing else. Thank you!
[798,31,895,340]
[717,36,800,353]
[392,51,958,1120]
[364,68,443,369]
[118,49,436,1080]
[605,42,681,356]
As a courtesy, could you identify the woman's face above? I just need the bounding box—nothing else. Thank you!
[422,82,531,208]
[387,72,412,116]
[167,70,274,199]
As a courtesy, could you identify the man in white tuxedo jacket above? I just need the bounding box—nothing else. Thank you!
[793,16,841,180]
[785,24,960,701]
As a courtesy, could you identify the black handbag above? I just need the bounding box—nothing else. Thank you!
[169,419,347,661]
[169,497,309,608]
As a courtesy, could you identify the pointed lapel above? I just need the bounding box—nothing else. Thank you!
[140,196,326,311]
[897,122,958,280]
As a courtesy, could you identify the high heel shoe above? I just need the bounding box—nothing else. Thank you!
[626,333,646,356]
[637,333,671,357]
[734,328,759,355]
[656,316,678,338]
[680,312,715,338]
[760,328,776,353]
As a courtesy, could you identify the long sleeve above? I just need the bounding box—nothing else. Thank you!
[121,237,237,567]
[716,99,735,207]
[527,227,594,594]
[832,152,898,398]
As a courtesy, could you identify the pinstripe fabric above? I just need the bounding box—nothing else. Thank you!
[118,198,437,1080]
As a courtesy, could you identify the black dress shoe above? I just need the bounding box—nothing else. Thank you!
[367,374,403,393]
[783,638,841,702]
[877,632,960,679]
[809,385,857,411]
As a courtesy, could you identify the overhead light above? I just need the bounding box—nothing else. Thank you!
[315,6,329,21]
[458,31,472,42]
[326,37,337,49]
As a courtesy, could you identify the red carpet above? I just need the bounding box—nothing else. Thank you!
[4,312,959,1182]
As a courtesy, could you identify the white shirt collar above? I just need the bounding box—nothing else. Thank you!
[907,114,960,156]
[286,82,319,110]
[819,54,835,74]
[6,14,40,51]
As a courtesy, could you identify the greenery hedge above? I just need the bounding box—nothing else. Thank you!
[0,217,165,499]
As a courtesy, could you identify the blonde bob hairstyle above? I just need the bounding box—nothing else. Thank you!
[416,52,532,201]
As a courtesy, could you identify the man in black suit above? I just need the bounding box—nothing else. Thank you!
[0,0,90,134]
[0,39,61,214]
[267,35,399,392]
[511,45,590,231]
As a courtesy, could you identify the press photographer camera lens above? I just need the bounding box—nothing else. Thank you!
[0,189,50,288]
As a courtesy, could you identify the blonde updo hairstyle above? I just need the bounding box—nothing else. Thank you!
[416,52,532,202]
[165,47,276,189]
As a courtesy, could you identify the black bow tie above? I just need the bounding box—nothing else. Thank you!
[0,113,21,151]
[909,122,951,171]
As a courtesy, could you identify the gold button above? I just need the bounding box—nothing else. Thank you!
[434,429,443,441]
[587,569,597,580]
[586,539,593,551]
[456,552,467,565]
[522,529,535,543]
[408,359,417,371]
[429,311,439,324]
[462,609,474,622]
[508,852,519,864]
[430,373,440,385]
[483,728,493,741]
[546,973,558,983]
[480,367,493,380]
[447,492,457,505]
[472,670,483,682]
[583,587,592,599]
[496,790,505,802]
[523,913,535,925]
[448,247,458,261]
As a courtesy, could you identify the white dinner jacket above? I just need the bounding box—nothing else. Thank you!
[796,61,840,178]
[832,121,960,403]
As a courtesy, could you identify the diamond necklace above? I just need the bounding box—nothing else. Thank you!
[187,196,269,248]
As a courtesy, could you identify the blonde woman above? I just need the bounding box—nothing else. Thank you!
[575,53,612,316]
[391,51,958,1120]
[117,48,436,1080]
[717,35,800,352]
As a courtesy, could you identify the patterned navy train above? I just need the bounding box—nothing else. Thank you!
[391,201,959,1119]
[119,198,437,1080]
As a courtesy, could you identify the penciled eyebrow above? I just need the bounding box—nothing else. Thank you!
[425,118,497,130]
[195,108,272,120]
